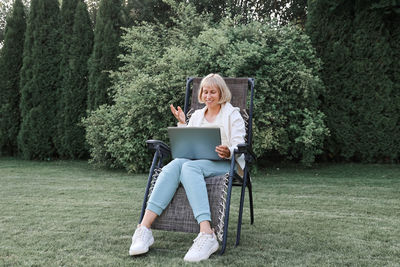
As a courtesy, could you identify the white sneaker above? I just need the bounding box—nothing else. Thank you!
[183,232,219,262]
[129,225,154,256]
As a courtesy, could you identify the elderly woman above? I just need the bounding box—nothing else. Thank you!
[129,73,246,262]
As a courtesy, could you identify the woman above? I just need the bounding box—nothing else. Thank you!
[129,73,246,262]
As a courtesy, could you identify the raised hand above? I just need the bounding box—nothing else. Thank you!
[170,104,186,124]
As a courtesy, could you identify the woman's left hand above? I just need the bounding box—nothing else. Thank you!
[216,145,230,159]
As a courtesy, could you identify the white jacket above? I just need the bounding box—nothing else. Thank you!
[180,102,246,171]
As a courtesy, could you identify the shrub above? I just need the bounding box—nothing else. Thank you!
[83,3,328,172]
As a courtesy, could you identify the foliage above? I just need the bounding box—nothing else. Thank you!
[187,0,308,26]
[1,0,308,47]
[87,0,123,111]
[61,0,93,158]
[1,0,96,45]
[306,0,400,162]
[17,0,61,159]
[56,0,80,157]
[0,0,29,46]
[84,0,99,25]
[122,0,308,27]
[124,0,176,26]
[0,0,26,156]
[82,104,121,168]
[83,3,327,172]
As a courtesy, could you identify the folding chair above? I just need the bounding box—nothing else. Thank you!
[139,77,256,254]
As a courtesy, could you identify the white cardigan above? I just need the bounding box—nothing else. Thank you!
[179,102,246,171]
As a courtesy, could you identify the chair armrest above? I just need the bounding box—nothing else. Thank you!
[235,143,256,162]
[146,140,171,158]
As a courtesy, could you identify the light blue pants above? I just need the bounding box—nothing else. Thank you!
[147,158,230,224]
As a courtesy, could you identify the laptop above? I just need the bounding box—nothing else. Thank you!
[167,127,222,160]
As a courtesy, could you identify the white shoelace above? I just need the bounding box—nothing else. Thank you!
[190,233,212,251]
[133,227,147,242]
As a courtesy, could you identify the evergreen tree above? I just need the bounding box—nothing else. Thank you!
[62,0,93,158]
[18,0,61,159]
[186,0,308,25]
[56,0,79,157]
[306,0,400,162]
[18,0,37,104]
[0,0,26,156]
[124,0,175,26]
[87,0,123,111]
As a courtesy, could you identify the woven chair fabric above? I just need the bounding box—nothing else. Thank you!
[149,170,229,240]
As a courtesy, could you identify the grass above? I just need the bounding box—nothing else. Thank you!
[0,158,399,266]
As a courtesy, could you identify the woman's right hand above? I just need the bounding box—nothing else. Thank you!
[170,104,186,124]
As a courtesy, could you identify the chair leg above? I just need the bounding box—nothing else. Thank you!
[247,177,254,225]
[220,171,235,255]
[139,150,160,223]
[235,170,248,247]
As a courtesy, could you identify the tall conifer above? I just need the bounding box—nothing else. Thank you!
[55,0,79,157]
[18,0,61,159]
[87,0,123,111]
[62,0,93,158]
[0,0,26,156]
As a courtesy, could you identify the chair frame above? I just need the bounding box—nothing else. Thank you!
[139,77,256,255]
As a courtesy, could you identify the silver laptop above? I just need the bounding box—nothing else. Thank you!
[167,127,222,160]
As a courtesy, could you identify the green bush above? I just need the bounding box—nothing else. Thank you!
[83,4,328,172]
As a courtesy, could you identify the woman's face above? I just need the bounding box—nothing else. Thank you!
[201,85,221,109]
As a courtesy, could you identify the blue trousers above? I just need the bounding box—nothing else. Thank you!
[147,158,230,224]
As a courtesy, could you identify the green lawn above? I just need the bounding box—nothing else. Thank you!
[0,158,399,266]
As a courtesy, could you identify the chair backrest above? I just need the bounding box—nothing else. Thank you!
[183,77,255,145]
